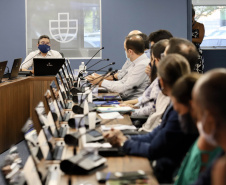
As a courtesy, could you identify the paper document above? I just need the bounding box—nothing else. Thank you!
[96,106,134,113]
[98,112,124,120]
[83,142,112,148]
[101,124,137,131]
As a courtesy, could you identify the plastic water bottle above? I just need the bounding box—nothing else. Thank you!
[79,62,86,72]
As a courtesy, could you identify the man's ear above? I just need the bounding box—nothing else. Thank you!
[204,110,217,134]
[128,49,133,55]
[159,77,164,90]
[155,58,160,66]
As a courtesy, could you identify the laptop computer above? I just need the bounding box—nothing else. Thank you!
[3,58,22,79]
[22,119,62,184]
[0,61,7,83]
[44,90,68,138]
[55,73,70,100]
[62,64,73,89]
[50,80,73,109]
[49,81,72,122]
[65,59,76,81]
[33,58,65,76]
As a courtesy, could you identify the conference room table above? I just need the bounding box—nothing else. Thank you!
[0,76,159,184]
[0,76,56,153]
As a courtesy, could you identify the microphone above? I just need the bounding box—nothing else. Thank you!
[86,59,109,71]
[90,62,115,75]
[77,47,105,78]
[84,47,104,68]
[78,58,109,78]
[70,69,117,97]
[71,64,115,95]
[85,59,110,75]
[65,110,132,146]
[72,68,113,114]
[20,51,41,71]
[80,69,118,89]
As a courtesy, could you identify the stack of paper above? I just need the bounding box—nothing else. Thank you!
[98,112,124,119]
[96,106,134,113]
[101,124,137,131]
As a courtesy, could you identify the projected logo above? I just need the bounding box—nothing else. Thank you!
[49,13,78,43]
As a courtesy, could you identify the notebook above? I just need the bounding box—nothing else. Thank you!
[33,58,65,76]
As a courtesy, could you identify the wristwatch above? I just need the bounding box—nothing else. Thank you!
[112,74,117,81]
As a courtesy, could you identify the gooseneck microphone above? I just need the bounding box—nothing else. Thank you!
[72,68,113,114]
[86,58,109,71]
[90,62,115,75]
[84,47,104,68]
[77,47,105,79]
[65,110,133,147]
[20,51,41,71]
[79,69,118,91]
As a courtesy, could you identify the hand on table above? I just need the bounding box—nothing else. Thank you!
[103,128,128,147]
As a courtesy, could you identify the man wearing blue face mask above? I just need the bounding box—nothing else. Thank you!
[20,35,62,73]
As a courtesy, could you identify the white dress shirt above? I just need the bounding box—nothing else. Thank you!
[21,49,62,70]
[117,59,133,80]
[132,78,160,116]
[139,91,171,132]
[102,53,150,100]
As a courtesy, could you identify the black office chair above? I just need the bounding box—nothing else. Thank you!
[130,115,148,128]
[60,52,64,58]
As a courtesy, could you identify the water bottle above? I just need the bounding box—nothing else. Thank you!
[79,62,86,72]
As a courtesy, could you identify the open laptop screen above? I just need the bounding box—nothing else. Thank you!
[10,58,22,79]
[0,61,7,82]
[34,58,65,76]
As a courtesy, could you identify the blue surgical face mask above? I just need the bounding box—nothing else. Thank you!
[38,44,50,53]
[125,51,130,62]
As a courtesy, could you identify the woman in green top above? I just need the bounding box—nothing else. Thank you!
[170,73,222,185]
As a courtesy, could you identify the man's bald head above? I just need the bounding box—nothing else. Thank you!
[165,37,199,71]
[193,68,226,122]
[128,30,142,36]
[125,34,144,55]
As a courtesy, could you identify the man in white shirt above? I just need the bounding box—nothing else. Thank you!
[20,35,62,73]
[87,34,150,100]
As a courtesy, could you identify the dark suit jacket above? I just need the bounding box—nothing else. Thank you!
[123,104,198,183]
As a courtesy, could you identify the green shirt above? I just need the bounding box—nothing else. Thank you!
[174,139,222,185]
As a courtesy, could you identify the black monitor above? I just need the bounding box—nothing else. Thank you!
[33,58,65,76]
[0,61,8,82]
[9,58,22,79]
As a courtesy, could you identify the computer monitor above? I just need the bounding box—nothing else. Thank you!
[33,58,65,76]
[9,58,22,79]
[0,61,8,82]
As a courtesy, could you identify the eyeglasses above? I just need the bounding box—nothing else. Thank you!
[39,41,50,45]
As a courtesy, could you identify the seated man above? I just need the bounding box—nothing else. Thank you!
[138,33,150,59]
[91,30,142,82]
[104,54,197,183]
[20,35,62,73]
[145,29,173,78]
[87,34,150,100]
[190,68,226,185]
[122,39,170,117]
[140,37,199,132]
